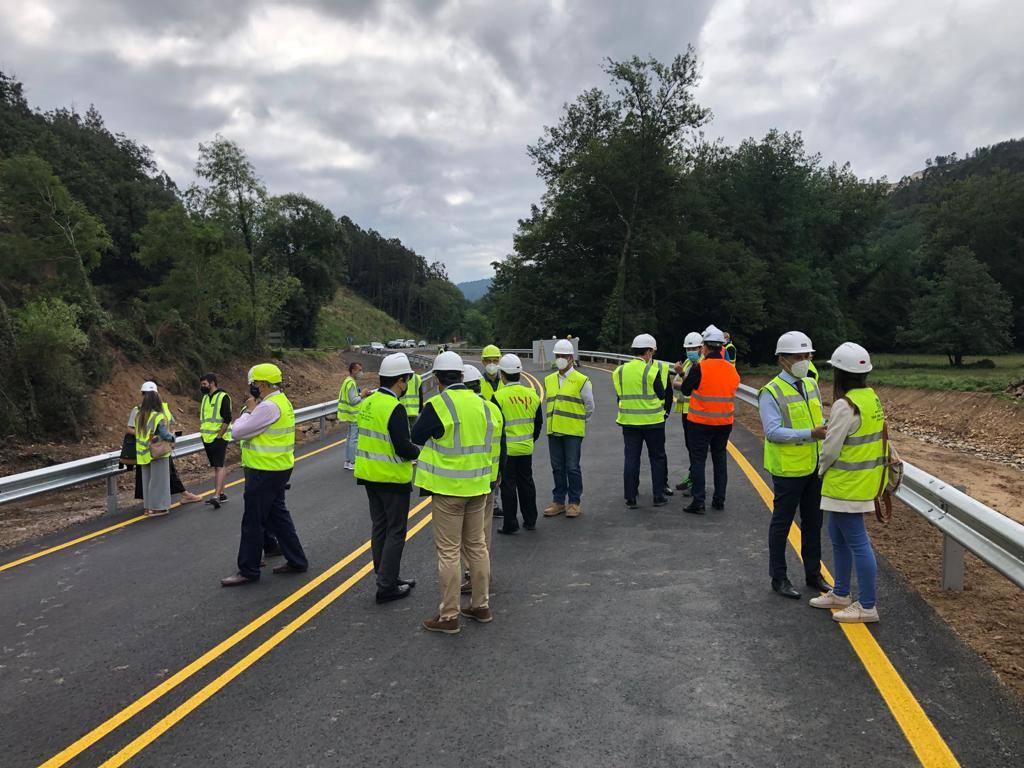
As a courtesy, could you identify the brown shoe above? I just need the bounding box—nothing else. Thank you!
[220,573,256,587]
[543,502,565,517]
[422,615,460,634]
[565,504,582,518]
[461,606,493,623]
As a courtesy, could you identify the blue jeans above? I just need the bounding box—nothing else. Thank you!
[549,435,583,505]
[828,512,877,608]
[346,421,358,463]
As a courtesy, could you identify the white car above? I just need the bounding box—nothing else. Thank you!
[418,340,427,347]
[405,339,416,348]
[370,341,385,351]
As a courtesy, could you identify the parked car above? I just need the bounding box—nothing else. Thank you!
[418,340,427,347]
[405,339,416,348]
[370,341,386,351]
[386,339,403,349]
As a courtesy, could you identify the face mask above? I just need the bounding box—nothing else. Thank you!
[555,357,569,371]
[200,385,211,395]
[355,371,363,379]
[249,384,261,398]
[790,360,811,379]
[485,364,499,377]
[686,351,699,362]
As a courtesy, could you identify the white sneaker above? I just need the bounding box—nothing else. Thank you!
[344,461,355,471]
[809,591,853,609]
[832,601,879,623]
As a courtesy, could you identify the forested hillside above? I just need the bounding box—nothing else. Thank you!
[0,71,475,439]
[487,52,1021,364]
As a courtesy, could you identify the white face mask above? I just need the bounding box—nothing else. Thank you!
[790,359,811,379]
[485,364,499,376]
[555,357,569,371]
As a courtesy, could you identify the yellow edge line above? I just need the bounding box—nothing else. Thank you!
[39,496,431,768]
[1,438,348,574]
[727,442,960,768]
[99,510,436,767]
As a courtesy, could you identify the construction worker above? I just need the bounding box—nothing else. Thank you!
[613,333,673,509]
[338,361,370,471]
[811,343,885,623]
[760,331,831,600]
[543,339,594,518]
[493,354,543,534]
[400,367,423,429]
[724,331,737,365]
[221,363,308,587]
[672,332,703,495]
[807,359,820,381]
[355,353,420,604]
[480,344,504,401]
[199,373,232,508]
[677,325,741,514]
[411,351,498,634]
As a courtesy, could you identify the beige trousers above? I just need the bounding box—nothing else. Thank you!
[433,493,489,619]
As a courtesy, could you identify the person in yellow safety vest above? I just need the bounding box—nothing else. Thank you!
[400,369,423,428]
[543,339,594,519]
[460,364,507,595]
[411,351,500,634]
[128,385,202,508]
[810,342,887,623]
[672,331,703,495]
[759,331,831,601]
[480,344,504,401]
[613,333,674,509]
[221,363,308,587]
[338,361,371,471]
[355,353,421,604]
[199,372,232,508]
[493,354,543,535]
[724,331,737,365]
[132,381,177,516]
[807,359,819,381]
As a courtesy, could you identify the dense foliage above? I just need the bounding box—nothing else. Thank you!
[488,53,1020,364]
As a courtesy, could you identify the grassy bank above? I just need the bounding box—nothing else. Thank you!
[315,287,415,347]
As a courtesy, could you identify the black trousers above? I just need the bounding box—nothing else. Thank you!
[679,415,692,479]
[237,468,307,579]
[367,487,411,590]
[768,471,824,582]
[687,423,732,505]
[622,425,667,503]
[501,454,537,530]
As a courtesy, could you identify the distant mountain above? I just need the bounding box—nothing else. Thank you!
[457,278,492,302]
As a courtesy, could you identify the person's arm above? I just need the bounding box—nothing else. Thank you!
[759,391,813,444]
[387,405,420,461]
[410,402,444,446]
[819,399,856,477]
[659,375,673,416]
[218,394,232,439]
[679,363,701,396]
[154,421,175,443]
[580,379,595,421]
[126,407,138,435]
[532,405,543,441]
[347,380,363,406]
[231,399,281,440]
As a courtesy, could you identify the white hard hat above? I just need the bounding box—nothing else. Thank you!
[776,331,815,355]
[829,342,873,373]
[379,353,413,377]
[432,350,464,372]
[553,339,574,355]
[140,381,159,393]
[462,364,482,383]
[499,353,523,374]
[683,332,703,348]
[631,333,657,350]
[702,325,726,344]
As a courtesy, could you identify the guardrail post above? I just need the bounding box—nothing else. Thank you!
[319,414,327,435]
[940,483,968,591]
[106,476,118,515]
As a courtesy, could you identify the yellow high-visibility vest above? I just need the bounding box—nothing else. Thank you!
[613,359,664,427]
[200,391,231,443]
[415,387,496,497]
[354,391,414,485]
[337,377,358,423]
[240,391,295,471]
[400,373,422,418]
[822,388,888,501]
[493,383,541,456]
[135,410,167,466]
[544,368,588,437]
[761,375,823,477]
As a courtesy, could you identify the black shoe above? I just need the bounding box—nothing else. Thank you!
[398,577,417,589]
[662,487,674,496]
[497,526,519,535]
[376,584,412,604]
[625,499,638,509]
[205,497,221,510]
[682,501,705,515]
[675,481,688,491]
[711,500,725,511]
[217,493,229,503]
[772,579,802,599]
[523,524,536,530]
[493,507,503,517]
[653,497,668,507]
[806,575,833,593]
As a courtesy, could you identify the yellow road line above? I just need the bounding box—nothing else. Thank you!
[39,496,431,768]
[98,510,436,767]
[727,442,960,768]
[1,438,347,574]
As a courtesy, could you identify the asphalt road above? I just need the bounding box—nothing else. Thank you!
[1,360,1022,767]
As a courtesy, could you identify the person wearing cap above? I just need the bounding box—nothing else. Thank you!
[493,353,543,534]
[355,353,421,604]
[810,343,886,623]
[759,332,831,600]
[671,332,703,495]
[221,363,308,587]
[613,333,674,509]
[677,325,741,514]
[479,344,504,402]
[543,339,594,518]
[411,351,499,634]
[130,381,177,516]
[338,361,371,471]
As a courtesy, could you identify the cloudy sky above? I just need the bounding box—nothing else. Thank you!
[2,0,1022,282]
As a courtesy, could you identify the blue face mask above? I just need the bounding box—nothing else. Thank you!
[686,351,700,362]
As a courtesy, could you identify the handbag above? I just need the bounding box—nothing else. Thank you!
[119,433,137,466]
[150,438,173,460]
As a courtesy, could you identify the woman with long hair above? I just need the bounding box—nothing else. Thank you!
[810,343,885,623]
[131,381,176,516]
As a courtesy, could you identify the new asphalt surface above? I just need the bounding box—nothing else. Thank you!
[1,360,1022,767]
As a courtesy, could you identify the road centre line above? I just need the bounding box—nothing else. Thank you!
[0,437,348,574]
[97,510,436,767]
[38,496,432,768]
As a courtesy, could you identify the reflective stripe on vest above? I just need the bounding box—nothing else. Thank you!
[480,375,503,403]
[200,391,231,443]
[544,368,588,437]
[337,377,358,423]
[673,359,694,414]
[415,388,496,496]
[760,375,823,477]
[400,372,422,417]
[822,388,887,501]
[483,399,503,482]
[135,411,167,466]
[353,391,414,484]
[687,358,740,426]
[240,391,295,471]
[614,359,664,426]
[494,382,541,456]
